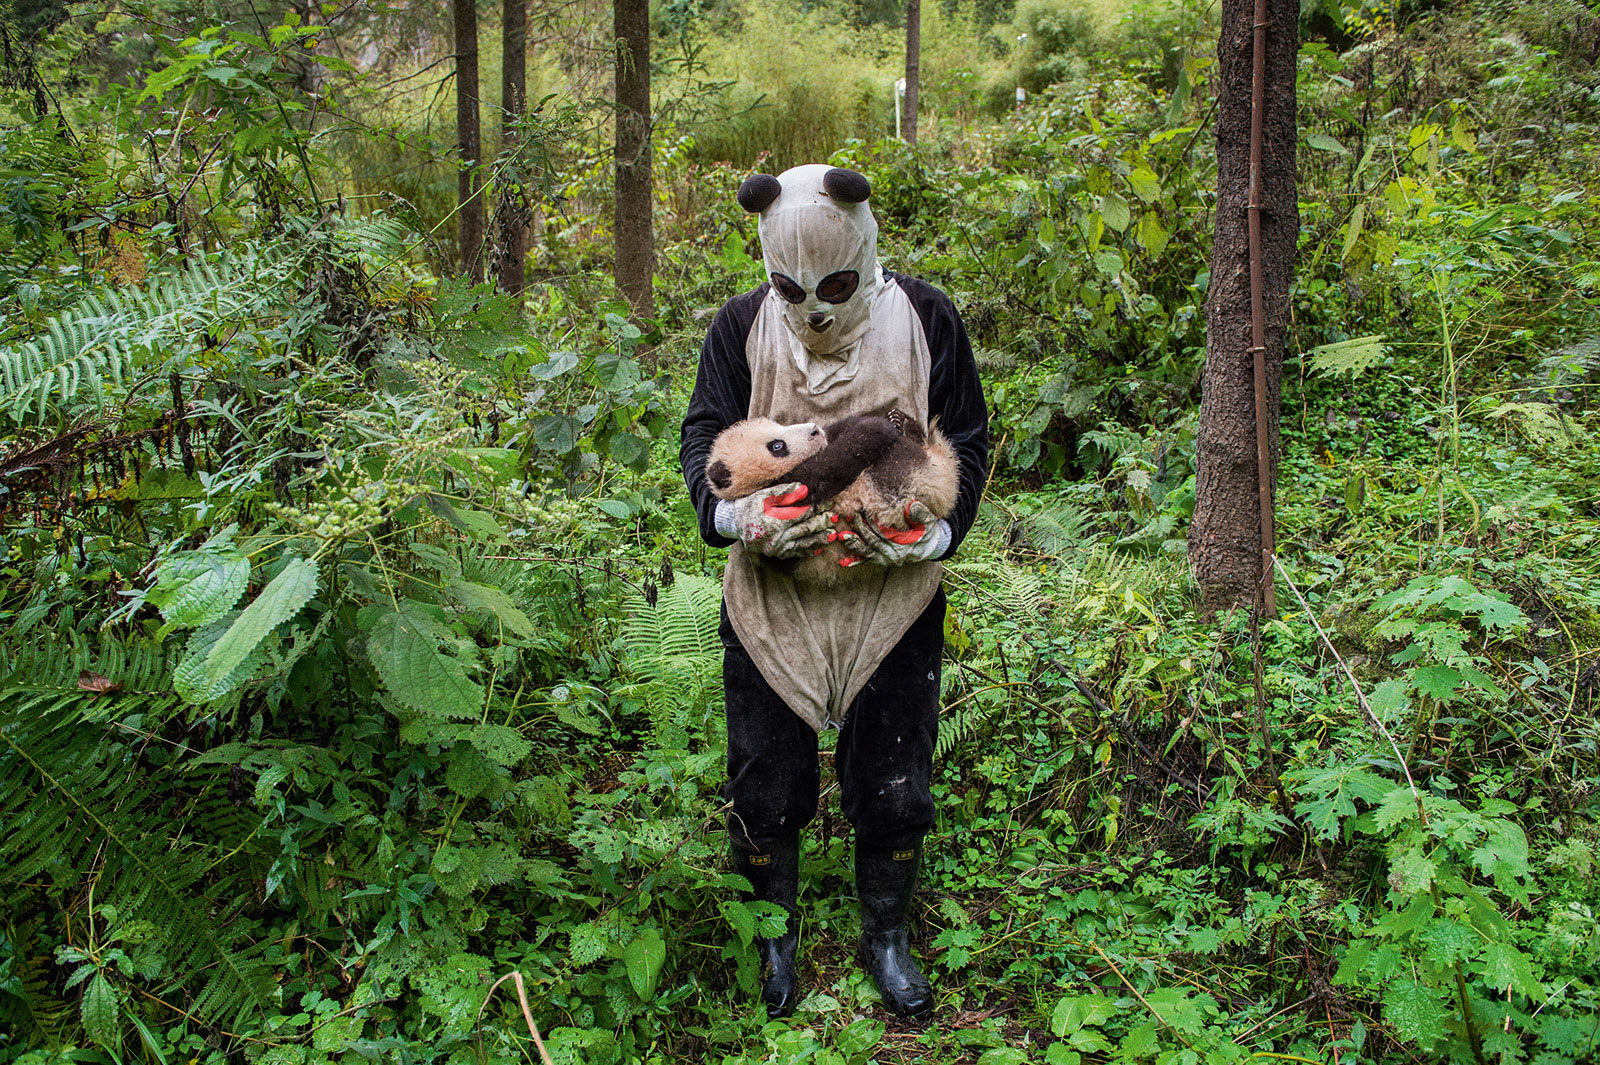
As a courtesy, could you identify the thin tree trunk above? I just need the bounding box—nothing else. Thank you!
[613,0,653,323]
[904,0,920,147]
[498,0,527,296]
[1189,0,1297,614]
[454,0,485,282]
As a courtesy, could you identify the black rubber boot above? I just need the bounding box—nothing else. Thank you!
[732,835,800,1018]
[855,842,933,1018]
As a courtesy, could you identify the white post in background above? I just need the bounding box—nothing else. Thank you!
[895,77,906,140]
[1016,33,1027,113]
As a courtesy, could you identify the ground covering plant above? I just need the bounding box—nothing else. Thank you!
[2,0,1599,1063]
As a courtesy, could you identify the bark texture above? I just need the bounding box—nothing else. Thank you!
[904,0,920,146]
[613,0,654,321]
[1189,0,1298,614]
[498,0,527,296]
[454,0,484,281]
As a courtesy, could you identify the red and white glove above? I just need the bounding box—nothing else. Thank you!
[714,482,832,559]
[832,501,952,568]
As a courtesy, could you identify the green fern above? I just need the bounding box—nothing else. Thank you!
[1015,502,1091,558]
[617,573,722,723]
[0,248,299,423]
[0,644,277,1030]
[947,557,1047,619]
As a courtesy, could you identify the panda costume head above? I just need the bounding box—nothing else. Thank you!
[737,164,878,358]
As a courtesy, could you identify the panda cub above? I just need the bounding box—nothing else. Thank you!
[706,410,959,584]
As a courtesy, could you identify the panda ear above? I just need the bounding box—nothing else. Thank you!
[707,460,732,491]
[822,168,871,204]
[737,174,782,213]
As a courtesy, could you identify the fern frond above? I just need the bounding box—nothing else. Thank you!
[0,248,300,424]
[947,557,1048,619]
[0,646,277,1029]
[1014,503,1092,559]
[617,574,722,719]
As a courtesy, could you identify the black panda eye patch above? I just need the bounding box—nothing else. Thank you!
[770,274,805,304]
[767,440,789,456]
[815,270,859,304]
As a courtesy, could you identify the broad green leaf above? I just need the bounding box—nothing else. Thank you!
[1367,678,1411,723]
[1099,193,1131,232]
[595,351,641,390]
[150,549,250,628]
[410,543,462,577]
[1341,202,1366,263]
[836,1018,884,1059]
[451,507,510,543]
[1470,819,1530,893]
[529,350,578,380]
[1387,851,1436,895]
[1411,664,1463,703]
[1051,993,1116,1037]
[367,608,484,720]
[173,612,268,704]
[1309,132,1350,154]
[609,431,650,471]
[1136,211,1170,256]
[1479,942,1544,998]
[446,578,534,639]
[1116,1024,1158,1059]
[532,414,576,453]
[466,723,532,766]
[1373,786,1427,832]
[203,558,317,687]
[1127,167,1162,203]
[568,920,609,966]
[624,928,666,1000]
[1092,250,1125,277]
[1288,764,1391,840]
[978,1050,1028,1065]
[1383,982,1449,1048]
[720,899,755,948]
[1420,920,1477,965]
[1309,333,1384,377]
[81,973,118,1047]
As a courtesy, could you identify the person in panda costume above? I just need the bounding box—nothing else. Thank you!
[680,164,988,1018]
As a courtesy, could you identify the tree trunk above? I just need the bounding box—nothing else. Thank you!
[904,0,920,147]
[454,0,485,282]
[498,0,527,296]
[613,0,653,323]
[1189,0,1297,615]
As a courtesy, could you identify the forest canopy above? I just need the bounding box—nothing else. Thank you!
[2,0,1599,1063]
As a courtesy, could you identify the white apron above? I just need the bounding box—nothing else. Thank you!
[723,278,942,731]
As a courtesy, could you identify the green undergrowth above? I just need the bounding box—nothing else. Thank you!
[4,0,1600,1063]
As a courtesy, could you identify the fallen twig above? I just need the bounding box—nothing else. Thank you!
[476,970,556,1065]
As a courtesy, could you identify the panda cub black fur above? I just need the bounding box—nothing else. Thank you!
[706,410,959,584]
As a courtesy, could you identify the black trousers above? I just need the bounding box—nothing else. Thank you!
[721,588,945,852]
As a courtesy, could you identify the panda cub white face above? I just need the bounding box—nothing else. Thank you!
[705,418,828,499]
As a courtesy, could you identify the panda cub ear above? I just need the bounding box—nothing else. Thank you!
[707,460,732,491]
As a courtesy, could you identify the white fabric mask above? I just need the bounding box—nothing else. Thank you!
[743,164,881,358]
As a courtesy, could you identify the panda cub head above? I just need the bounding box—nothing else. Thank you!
[705,418,827,499]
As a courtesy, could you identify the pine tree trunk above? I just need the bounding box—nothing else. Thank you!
[904,0,920,147]
[454,0,485,282]
[498,0,527,296]
[613,0,654,323]
[1189,0,1298,615]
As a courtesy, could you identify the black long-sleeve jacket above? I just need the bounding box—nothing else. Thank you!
[679,274,989,560]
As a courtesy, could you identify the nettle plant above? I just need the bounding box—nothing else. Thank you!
[1288,574,1593,1062]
